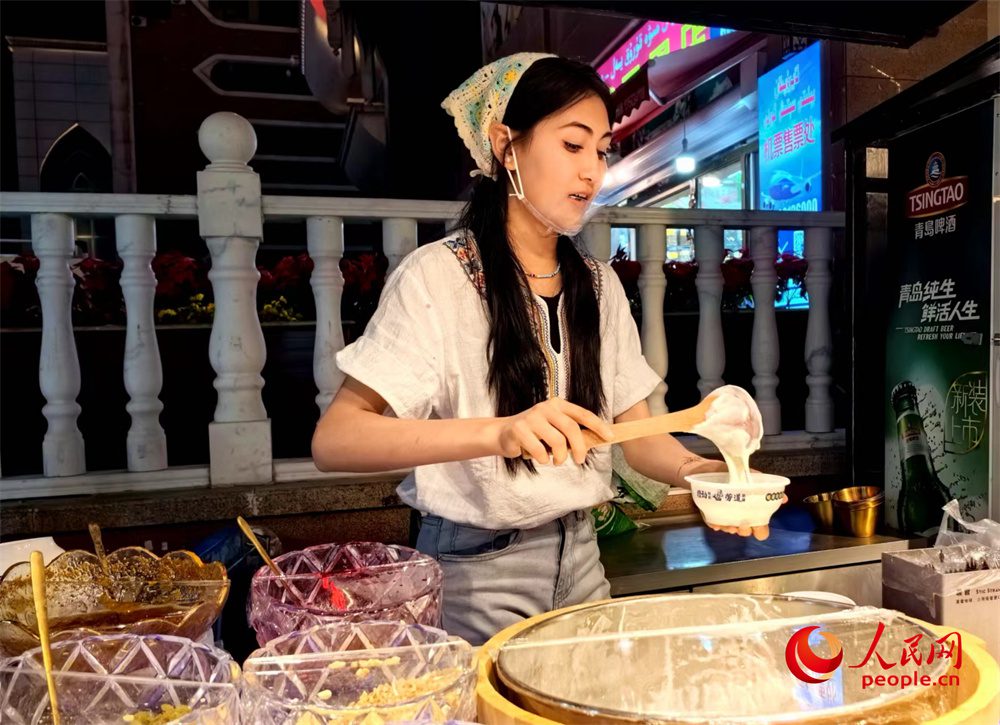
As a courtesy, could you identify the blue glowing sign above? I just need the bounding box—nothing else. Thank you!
[758,43,822,212]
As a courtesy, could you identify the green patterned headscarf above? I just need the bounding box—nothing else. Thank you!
[441,52,556,179]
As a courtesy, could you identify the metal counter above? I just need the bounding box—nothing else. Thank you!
[600,505,926,597]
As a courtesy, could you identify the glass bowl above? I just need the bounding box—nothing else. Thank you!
[242,620,476,724]
[0,633,240,724]
[0,548,229,657]
[247,542,442,646]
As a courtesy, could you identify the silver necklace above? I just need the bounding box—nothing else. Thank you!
[524,262,561,279]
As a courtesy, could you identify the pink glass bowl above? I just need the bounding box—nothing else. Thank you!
[247,542,442,646]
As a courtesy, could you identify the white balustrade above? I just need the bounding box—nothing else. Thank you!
[32,213,86,477]
[382,217,418,277]
[693,225,725,398]
[637,223,668,414]
[116,214,167,471]
[0,108,850,499]
[197,111,272,485]
[749,226,781,435]
[804,226,835,432]
[581,221,612,261]
[308,216,346,415]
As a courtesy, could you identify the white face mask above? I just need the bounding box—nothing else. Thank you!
[504,127,602,237]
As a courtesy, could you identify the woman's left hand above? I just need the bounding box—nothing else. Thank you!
[703,493,788,541]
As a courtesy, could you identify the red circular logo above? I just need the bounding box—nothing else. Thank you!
[785,626,844,683]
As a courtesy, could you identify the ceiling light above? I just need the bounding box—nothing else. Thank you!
[675,124,696,174]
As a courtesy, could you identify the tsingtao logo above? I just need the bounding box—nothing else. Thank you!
[785,626,844,683]
[906,151,967,219]
[924,152,945,187]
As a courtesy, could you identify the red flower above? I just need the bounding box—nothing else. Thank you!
[340,253,387,296]
[70,256,124,324]
[258,266,276,294]
[722,256,753,293]
[776,253,808,284]
[1,256,42,324]
[152,251,202,301]
[272,253,314,292]
[12,254,40,277]
[0,261,15,311]
[664,260,697,284]
[74,257,121,294]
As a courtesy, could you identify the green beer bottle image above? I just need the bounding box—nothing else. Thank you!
[891,381,952,534]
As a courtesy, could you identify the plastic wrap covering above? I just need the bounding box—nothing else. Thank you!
[490,594,963,724]
[883,544,1000,619]
[934,501,1000,550]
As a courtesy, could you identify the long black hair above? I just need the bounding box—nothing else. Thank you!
[455,57,614,475]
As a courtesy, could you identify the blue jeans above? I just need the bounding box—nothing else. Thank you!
[415,510,610,645]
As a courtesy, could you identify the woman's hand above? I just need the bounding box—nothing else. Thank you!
[492,399,613,466]
[703,493,788,541]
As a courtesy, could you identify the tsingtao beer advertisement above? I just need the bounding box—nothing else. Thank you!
[884,101,993,535]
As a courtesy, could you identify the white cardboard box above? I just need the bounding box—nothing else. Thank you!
[882,548,1000,662]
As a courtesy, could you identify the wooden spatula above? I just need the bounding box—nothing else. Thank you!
[582,393,716,450]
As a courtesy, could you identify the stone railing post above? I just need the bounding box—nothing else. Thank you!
[308,216,346,415]
[693,225,725,398]
[116,214,167,471]
[804,226,835,432]
[197,112,271,485]
[32,213,86,476]
[581,221,612,261]
[382,218,418,277]
[637,223,668,414]
[749,226,781,435]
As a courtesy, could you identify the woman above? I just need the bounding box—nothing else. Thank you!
[312,53,774,645]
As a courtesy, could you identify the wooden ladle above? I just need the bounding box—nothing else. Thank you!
[582,394,716,450]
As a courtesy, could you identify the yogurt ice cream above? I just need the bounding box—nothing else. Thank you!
[691,385,763,484]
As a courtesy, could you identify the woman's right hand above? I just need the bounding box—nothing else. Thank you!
[491,399,614,466]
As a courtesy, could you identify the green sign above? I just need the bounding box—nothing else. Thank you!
[884,101,993,536]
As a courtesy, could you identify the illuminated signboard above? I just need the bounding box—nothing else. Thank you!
[598,21,734,91]
[758,42,823,212]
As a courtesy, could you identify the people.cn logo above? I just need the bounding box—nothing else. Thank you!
[906,151,967,219]
[785,626,844,683]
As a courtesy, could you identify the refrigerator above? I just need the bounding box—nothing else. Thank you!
[882,96,999,535]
